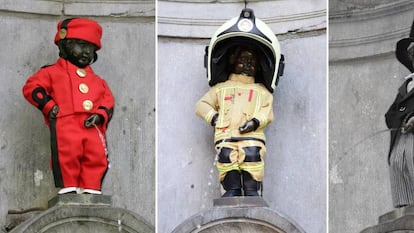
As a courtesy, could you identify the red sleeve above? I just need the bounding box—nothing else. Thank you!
[22,68,57,121]
[95,79,114,129]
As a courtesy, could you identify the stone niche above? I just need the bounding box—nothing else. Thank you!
[8,195,154,233]
[172,197,305,233]
[361,206,414,233]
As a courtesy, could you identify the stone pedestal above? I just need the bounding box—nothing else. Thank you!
[213,196,269,208]
[361,206,414,233]
[7,194,154,233]
[48,193,112,207]
[172,197,305,233]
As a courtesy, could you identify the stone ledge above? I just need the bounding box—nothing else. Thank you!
[158,0,326,38]
[213,196,269,208]
[63,1,155,17]
[330,0,414,22]
[361,206,414,233]
[329,0,414,61]
[0,0,155,17]
[378,206,414,223]
[6,209,45,232]
[48,194,112,207]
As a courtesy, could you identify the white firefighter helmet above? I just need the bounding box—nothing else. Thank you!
[204,8,284,93]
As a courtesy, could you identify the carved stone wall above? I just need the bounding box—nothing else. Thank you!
[330,0,414,61]
[158,0,326,38]
[0,0,154,16]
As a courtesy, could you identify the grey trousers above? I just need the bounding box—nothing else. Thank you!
[389,133,414,207]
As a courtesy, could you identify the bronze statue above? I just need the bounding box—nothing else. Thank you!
[196,9,284,197]
[385,19,414,207]
[22,18,114,195]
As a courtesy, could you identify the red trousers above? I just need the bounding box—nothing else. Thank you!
[51,113,108,190]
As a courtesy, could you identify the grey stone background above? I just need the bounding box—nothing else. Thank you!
[0,0,155,230]
[329,0,414,232]
[157,1,327,233]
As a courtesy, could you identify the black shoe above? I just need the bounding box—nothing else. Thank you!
[222,189,242,197]
[242,171,260,196]
[221,170,242,197]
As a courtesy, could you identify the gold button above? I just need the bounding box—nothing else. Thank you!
[59,28,67,39]
[79,83,89,94]
[76,68,86,78]
[82,100,93,111]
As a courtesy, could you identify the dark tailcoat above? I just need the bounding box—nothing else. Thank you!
[385,78,414,162]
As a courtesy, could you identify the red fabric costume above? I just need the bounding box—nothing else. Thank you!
[22,18,114,191]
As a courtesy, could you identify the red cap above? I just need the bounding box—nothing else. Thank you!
[54,18,102,50]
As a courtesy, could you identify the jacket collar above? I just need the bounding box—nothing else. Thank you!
[228,73,255,84]
[399,77,414,101]
[57,58,92,75]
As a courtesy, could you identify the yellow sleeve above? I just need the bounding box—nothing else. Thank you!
[253,90,274,129]
[195,87,219,125]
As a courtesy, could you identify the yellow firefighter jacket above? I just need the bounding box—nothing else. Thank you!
[195,73,274,144]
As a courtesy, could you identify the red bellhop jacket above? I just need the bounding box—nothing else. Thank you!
[23,58,114,129]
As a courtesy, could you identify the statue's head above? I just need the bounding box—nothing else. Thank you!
[59,39,97,68]
[54,18,102,67]
[230,46,258,77]
[205,8,284,93]
[396,20,414,72]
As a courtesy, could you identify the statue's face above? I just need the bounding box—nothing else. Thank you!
[233,49,257,77]
[65,39,97,68]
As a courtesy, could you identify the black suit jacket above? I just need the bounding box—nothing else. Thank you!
[385,78,414,162]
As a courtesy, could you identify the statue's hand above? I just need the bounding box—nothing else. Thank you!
[84,114,103,128]
[211,113,218,126]
[402,116,414,134]
[48,105,59,119]
[239,119,259,134]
